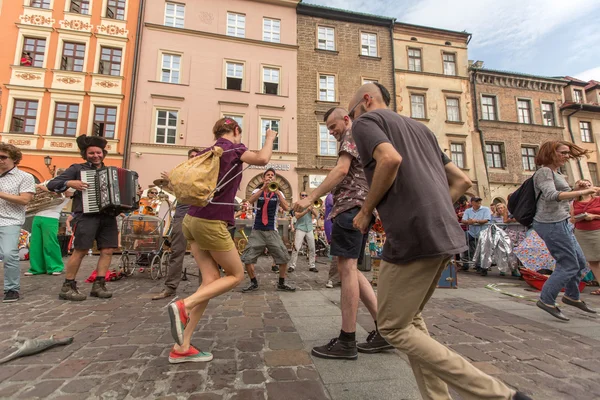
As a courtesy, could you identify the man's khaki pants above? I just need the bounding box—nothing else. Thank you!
[378,255,514,400]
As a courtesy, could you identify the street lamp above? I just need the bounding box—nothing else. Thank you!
[303,174,309,191]
[44,155,56,176]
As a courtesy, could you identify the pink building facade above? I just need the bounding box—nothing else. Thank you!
[128,0,299,201]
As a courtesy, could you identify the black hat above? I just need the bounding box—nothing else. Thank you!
[76,135,107,151]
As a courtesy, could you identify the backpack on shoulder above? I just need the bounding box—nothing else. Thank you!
[507,171,542,227]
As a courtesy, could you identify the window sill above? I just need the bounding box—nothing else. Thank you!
[255,92,289,98]
[101,17,127,23]
[64,11,91,17]
[316,155,337,160]
[443,73,457,77]
[215,88,250,93]
[24,6,53,11]
[6,131,35,135]
[489,167,508,172]
[148,80,189,86]
[315,48,339,55]
[359,55,381,61]
[411,117,430,122]
[315,100,340,105]
[52,69,87,75]
[92,73,124,79]
[445,120,464,125]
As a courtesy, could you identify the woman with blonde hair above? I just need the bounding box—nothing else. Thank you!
[571,179,600,295]
[533,140,598,320]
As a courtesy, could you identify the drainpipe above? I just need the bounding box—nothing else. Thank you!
[565,104,585,179]
[123,0,145,168]
[470,68,489,179]
[389,20,398,112]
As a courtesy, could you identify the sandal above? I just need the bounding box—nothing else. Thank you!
[591,289,600,296]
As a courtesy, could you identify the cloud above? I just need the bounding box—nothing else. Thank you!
[576,67,600,82]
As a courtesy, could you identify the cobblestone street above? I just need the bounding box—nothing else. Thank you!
[1,254,600,400]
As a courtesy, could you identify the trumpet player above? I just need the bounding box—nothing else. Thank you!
[241,168,295,292]
[288,192,319,273]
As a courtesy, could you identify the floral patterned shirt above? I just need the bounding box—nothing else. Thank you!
[329,129,369,220]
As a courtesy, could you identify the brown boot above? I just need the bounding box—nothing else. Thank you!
[59,281,87,301]
[90,279,112,299]
[152,289,175,300]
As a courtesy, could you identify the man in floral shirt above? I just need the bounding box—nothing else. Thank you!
[294,107,392,360]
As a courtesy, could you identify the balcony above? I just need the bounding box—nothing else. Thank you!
[51,70,86,92]
[58,12,93,35]
[91,74,124,96]
[10,65,46,88]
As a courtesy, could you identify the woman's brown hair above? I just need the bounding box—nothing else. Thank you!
[535,140,591,167]
[213,118,241,139]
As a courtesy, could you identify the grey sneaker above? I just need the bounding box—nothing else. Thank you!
[59,281,87,301]
[242,282,259,292]
[90,280,112,299]
[3,290,19,303]
[277,282,296,292]
[357,330,394,353]
[312,338,358,360]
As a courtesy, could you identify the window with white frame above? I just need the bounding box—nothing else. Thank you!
[164,2,185,28]
[319,124,337,156]
[450,143,465,168]
[227,13,245,38]
[106,0,126,20]
[263,18,280,43]
[261,118,279,151]
[225,62,243,90]
[521,146,536,171]
[581,121,593,143]
[10,99,38,133]
[223,114,243,131]
[319,75,335,101]
[31,0,51,9]
[481,95,497,120]
[70,0,90,14]
[541,102,555,126]
[161,54,181,83]
[411,94,426,119]
[517,99,532,124]
[155,110,177,144]
[317,26,335,51]
[443,52,456,76]
[446,98,460,122]
[408,48,422,72]
[486,143,505,168]
[263,67,280,95]
[574,89,583,103]
[361,33,377,57]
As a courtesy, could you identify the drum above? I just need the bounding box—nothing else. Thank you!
[156,199,173,236]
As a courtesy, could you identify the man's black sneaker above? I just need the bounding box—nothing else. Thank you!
[271,265,279,272]
[357,330,394,353]
[513,392,533,400]
[242,282,259,292]
[309,267,318,273]
[2,290,19,303]
[312,338,358,360]
[277,283,296,292]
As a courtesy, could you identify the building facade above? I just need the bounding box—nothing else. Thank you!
[471,67,567,203]
[296,4,394,198]
[0,0,140,182]
[127,0,299,201]
[393,23,486,198]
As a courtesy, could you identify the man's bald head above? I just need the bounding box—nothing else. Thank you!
[348,83,391,119]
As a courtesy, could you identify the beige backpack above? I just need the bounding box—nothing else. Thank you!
[169,147,224,207]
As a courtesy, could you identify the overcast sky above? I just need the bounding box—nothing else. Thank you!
[304,0,600,81]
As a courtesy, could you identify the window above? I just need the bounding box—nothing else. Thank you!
[30,0,50,8]
[22,37,46,68]
[574,89,583,103]
[541,102,555,126]
[93,106,117,139]
[60,42,85,72]
[70,0,90,14]
[517,99,532,124]
[164,2,185,28]
[227,13,245,38]
[362,78,378,84]
[410,94,426,119]
[106,0,126,20]
[52,103,79,136]
[481,95,497,121]
[263,67,280,95]
[261,119,279,151]
[98,46,122,76]
[486,143,505,168]
[589,163,599,186]
[443,52,456,76]
[319,75,335,102]
[225,62,243,90]
[450,143,465,168]
[223,114,243,131]
[10,100,38,133]
[408,48,422,72]
[155,110,177,144]
[317,26,335,51]
[361,33,377,57]
[446,98,460,122]
[580,121,593,143]
[319,124,337,156]
[161,54,181,83]
[521,146,536,171]
[263,18,280,43]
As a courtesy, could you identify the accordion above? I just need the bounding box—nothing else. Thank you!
[81,167,139,215]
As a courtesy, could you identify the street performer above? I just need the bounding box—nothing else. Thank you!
[241,168,296,292]
[47,135,115,301]
[288,191,318,273]
[294,106,392,359]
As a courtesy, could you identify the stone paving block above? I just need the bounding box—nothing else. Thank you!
[527,359,569,378]
[8,365,51,381]
[236,338,264,352]
[266,333,303,350]
[471,361,503,375]
[239,352,264,370]
[450,344,495,362]
[266,380,329,400]
[230,389,266,400]
[128,380,156,398]
[45,359,91,378]
[17,380,64,399]
[264,350,312,367]
[0,365,25,381]
[229,317,264,330]
[0,384,24,398]
[61,378,99,393]
[208,360,238,376]
[209,374,236,390]
[268,367,296,381]
[168,371,204,394]
[188,393,224,400]
[96,345,139,361]
[296,366,320,381]
[94,372,138,399]
[242,370,266,384]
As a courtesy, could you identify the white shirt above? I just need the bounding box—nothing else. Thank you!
[0,167,35,226]
[36,198,70,220]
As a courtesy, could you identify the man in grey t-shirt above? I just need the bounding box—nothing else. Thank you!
[347,83,529,400]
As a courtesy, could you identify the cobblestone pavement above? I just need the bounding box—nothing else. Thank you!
[1,254,599,399]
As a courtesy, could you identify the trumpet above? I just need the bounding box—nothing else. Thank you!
[267,181,279,192]
[313,199,323,209]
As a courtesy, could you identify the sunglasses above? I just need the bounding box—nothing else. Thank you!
[149,191,158,194]
[0,156,9,161]
[348,96,371,120]
[301,194,308,197]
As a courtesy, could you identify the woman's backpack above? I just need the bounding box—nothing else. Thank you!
[507,171,542,227]
[169,147,224,207]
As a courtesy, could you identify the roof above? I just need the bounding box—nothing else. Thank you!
[297,3,394,27]
[585,80,600,91]
[394,21,471,39]
[562,76,589,87]
[561,102,600,112]
[471,67,567,83]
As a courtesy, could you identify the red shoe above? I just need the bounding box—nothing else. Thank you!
[168,345,213,364]
[168,299,189,345]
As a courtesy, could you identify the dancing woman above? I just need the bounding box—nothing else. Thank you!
[167,118,277,363]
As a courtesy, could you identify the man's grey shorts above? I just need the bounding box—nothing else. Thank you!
[241,230,291,265]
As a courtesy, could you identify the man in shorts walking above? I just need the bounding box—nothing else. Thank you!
[241,168,295,292]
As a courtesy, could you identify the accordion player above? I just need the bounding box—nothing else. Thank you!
[81,167,139,215]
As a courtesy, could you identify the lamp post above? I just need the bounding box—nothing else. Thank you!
[44,155,56,176]
[303,174,309,191]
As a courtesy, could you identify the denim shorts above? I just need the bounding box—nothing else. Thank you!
[330,207,370,260]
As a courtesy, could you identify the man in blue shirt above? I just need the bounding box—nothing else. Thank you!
[289,191,318,273]
[460,197,491,270]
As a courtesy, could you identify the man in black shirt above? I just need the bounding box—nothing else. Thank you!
[47,135,116,301]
